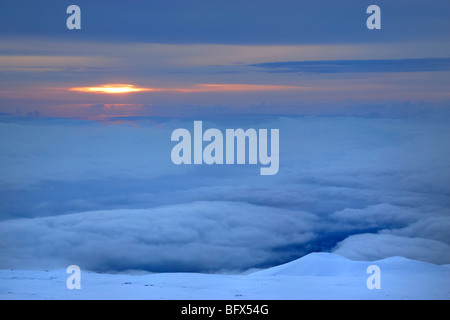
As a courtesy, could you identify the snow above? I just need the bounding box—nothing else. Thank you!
[1,253,449,300]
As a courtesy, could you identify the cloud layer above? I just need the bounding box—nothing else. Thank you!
[0,113,449,271]
[0,201,318,272]
[333,234,450,265]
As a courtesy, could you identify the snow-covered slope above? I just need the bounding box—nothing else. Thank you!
[253,252,447,276]
[1,253,449,300]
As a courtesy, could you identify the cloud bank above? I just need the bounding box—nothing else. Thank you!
[333,234,450,265]
[0,201,318,272]
[0,113,449,272]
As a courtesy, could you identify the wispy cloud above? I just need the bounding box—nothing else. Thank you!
[0,55,116,73]
[251,58,450,74]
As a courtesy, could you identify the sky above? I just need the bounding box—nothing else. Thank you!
[0,0,449,119]
[0,1,450,273]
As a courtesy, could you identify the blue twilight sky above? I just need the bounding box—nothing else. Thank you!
[1,0,449,44]
[0,0,449,118]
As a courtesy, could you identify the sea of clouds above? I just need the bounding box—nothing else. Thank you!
[0,112,449,272]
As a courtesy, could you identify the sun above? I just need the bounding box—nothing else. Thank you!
[70,84,153,94]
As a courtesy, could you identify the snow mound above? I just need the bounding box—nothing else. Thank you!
[252,252,356,276]
[252,252,447,277]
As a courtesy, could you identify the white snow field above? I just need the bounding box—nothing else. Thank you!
[1,253,449,300]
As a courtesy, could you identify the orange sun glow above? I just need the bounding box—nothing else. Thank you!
[70,84,156,94]
[69,83,306,94]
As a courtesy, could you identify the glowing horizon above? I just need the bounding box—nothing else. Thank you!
[70,84,158,94]
[69,83,305,94]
